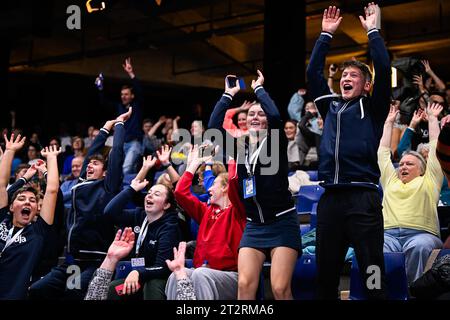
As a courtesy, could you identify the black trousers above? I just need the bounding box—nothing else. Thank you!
[316,187,386,300]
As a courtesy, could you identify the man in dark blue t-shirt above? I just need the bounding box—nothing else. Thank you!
[0,134,60,299]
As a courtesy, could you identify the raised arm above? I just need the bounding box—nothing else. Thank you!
[165,242,196,300]
[104,108,132,193]
[426,103,443,141]
[0,134,26,208]
[251,70,282,128]
[397,109,423,156]
[80,119,118,178]
[148,117,165,138]
[39,146,62,225]
[208,75,241,130]
[380,104,399,148]
[174,145,208,224]
[7,164,38,199]
[104,178,149,225]
[135,155,157,181]
[85,228,135,300]
[307,6,342,102]
[287,91,305,121]
[157,145,180,184]
[422,60,446,92]
[360,2,391,122]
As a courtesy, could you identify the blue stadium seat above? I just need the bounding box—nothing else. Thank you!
[292,254,317,300]
[306,170,318,181]
[122,173,137,187]
[300,224,311,236]
[185,259,194,268]
[191,220,199,240]
[115,261,133,280]
[310,202,318,230]
[349,252,408,300]
[295,185,324,215]
[154,170,165,184]
[437,248,450,258]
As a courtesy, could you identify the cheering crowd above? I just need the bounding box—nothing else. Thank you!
[1,2,450,300]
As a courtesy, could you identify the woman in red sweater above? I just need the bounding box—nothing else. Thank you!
[165,145,246,300]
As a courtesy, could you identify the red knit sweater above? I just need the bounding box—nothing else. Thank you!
[174,161,246,271]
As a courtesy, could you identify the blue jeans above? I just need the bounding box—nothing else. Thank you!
[384,228,443,283]
[123,140,141,174]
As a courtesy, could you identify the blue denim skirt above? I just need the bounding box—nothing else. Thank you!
[239,210,302,252]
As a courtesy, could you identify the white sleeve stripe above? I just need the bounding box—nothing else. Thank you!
[367,29,379,36]
[254,86,263,93]
[320,32,333,39]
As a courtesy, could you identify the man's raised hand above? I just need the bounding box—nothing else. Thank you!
[322,6,343,34]
[122,57,135,78]
[359,2,380,32]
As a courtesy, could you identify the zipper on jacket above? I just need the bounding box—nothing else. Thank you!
[334,100,351,183]
[252,195,264,223]
[67,187,77,254]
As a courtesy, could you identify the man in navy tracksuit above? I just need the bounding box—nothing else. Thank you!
[29,110,131,299]
[307,4,390,299]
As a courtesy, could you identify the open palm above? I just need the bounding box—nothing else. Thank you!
[322,6,343,34]
[107,228,135,261]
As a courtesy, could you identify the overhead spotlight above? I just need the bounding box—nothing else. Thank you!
[155,0,162,6]
[86,0,106,13]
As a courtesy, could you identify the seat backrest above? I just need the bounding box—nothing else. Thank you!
[296,185,324,214]
[349,252,408,300]
[115,261,133,280]
[306,170,318,181]
[292,254,317,300]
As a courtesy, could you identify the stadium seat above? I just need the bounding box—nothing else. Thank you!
[122,173,137,187]
[185,259,194,268]
[437,248,450,258]
[310,202,318,230]
[349,252,408,300]
[295,185,324,215]
[191,220,199,240]
[154,170,165,184]
[115,261,133,280]
[306,170,318,181]
[300,224,311,236]
[292,254,317,300]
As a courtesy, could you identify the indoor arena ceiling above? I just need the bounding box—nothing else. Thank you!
[4,0,450,89]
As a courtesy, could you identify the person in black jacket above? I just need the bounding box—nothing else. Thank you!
[97,57,143,174]
[0,134,61,300]
[307,3,390,299]
[208,71,301,300]
[104,175,181,300]
[29,109,131,300]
